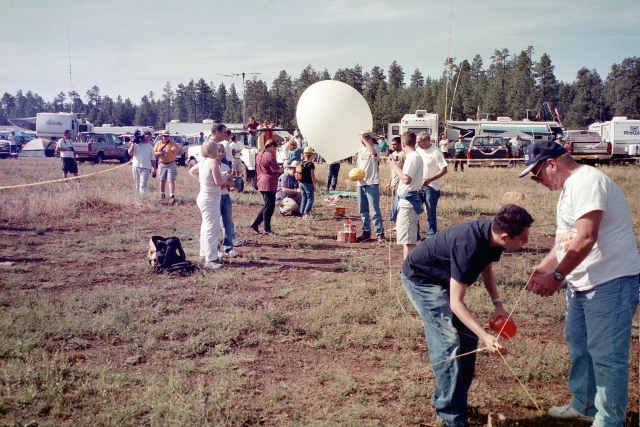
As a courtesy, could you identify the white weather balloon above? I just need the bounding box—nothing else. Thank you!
[296,80,373,164]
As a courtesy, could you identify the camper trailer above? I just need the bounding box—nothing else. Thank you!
[593,117,640,159]
[446,117,563,142]
[387,111,439,146]
[35,112,93,140]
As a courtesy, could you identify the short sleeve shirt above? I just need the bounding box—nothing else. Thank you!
[301,161,314,184]
[416,145,448,191]
[132,142,154,169]
[402,219,503,287]
[397,151,423,208]
[555,166,640,291]
[277,172,299,200]
[356,145,379,186]
[220,162,231,195]
[390,150,405,191]
[57,138,75,158]
[240,147,257,170]
[219,140,233,163]
[154,140,180,163]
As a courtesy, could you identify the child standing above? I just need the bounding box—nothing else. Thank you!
[299,147,316,218]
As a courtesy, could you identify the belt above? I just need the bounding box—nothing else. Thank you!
[159,160,175,165]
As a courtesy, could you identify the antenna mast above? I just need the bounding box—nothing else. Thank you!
[67,34,74,113]
[218,72,262,125]
[444,1,453,124]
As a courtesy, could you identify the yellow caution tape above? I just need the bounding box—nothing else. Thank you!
[0,160,132,191]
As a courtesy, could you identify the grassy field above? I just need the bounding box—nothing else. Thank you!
[0,158,638,426]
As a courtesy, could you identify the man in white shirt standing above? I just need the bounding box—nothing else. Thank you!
[522,141,640,427]
[438,133,449,158]
[128,130,154,196]
[388,131,423,259]
[240,144,258,190]
[55,129,78,178]
[416,132,448,239]
[356,132,384,242]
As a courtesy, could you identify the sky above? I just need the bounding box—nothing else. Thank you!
[1,0,638,103]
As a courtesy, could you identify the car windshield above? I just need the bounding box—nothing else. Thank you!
[473,137,504,147]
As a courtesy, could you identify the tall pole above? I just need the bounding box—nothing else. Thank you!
[242,72,246,126]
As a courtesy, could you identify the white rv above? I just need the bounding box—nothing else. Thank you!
[387,110,439,144]
[446,117,563,142]
[35,112,92,140]
[593,117,640,158]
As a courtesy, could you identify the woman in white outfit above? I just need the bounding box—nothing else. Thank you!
[189,140,227,269]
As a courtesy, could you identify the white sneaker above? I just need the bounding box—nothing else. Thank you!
[225,249,239,258]
[233,238,246,247]
[204,261,223,270]
[548,404,594,422]
[217,251,226,259]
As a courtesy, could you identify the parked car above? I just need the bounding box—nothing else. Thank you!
[565,130,611,162]
[73,132,130,163]
[467,135,510,167]
[152,134,189,166]
[0,139,10,158]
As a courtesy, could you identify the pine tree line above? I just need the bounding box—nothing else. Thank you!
[1,50,638,133]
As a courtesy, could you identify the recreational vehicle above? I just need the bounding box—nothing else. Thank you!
[591,117,640,159]
[387,110,439,145]
[446,117,563,142]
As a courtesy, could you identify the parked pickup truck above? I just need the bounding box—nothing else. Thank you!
[73,132,130,164]
[565,130,611,162]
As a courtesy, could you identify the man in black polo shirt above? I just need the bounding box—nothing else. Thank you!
[401,204,534,426]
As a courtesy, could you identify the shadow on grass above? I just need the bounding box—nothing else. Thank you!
[274,257,341,265]
[480,411,638,426]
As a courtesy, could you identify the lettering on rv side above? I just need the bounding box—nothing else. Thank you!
[46,119,64,126]
[623,126,639,136]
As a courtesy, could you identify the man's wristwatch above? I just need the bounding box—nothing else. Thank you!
[552,270,565,281]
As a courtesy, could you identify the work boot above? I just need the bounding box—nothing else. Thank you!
[356,231,371,242]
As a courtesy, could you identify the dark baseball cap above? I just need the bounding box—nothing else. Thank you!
[519,140,567,178]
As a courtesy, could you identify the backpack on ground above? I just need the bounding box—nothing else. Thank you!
[148,236,197,275]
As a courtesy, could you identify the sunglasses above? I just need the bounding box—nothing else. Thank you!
[530,159,549,182]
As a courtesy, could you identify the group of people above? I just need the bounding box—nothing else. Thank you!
[54,122,639,427]
[392,130,639,426]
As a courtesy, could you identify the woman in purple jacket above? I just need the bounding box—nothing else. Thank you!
[251,139,282,234]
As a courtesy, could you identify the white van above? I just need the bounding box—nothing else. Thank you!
[598,117,640,158]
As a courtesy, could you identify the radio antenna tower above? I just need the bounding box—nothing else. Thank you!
[67,33,74,113]
[218,72,262,125]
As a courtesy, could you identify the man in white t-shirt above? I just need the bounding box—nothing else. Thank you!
[416,132,448,239]
[388,131,423,259]
[55,129,78,178]
[521,141,640,427]
[438,133,449,158]
[356,132,384,242]
[240,145,258,189]
[128,130,154,196]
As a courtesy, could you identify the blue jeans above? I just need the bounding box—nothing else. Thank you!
[421,186,440,238]
[390,192,399,222]
[565,275,639,427]
[220,194,235,252]
[327,163,340,191]
[299,182,314,214]
[358,184,384,235]
[248,134,256,147]
[401,274,478,426]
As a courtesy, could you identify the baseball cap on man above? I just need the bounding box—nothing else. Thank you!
[519,140,566,178]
